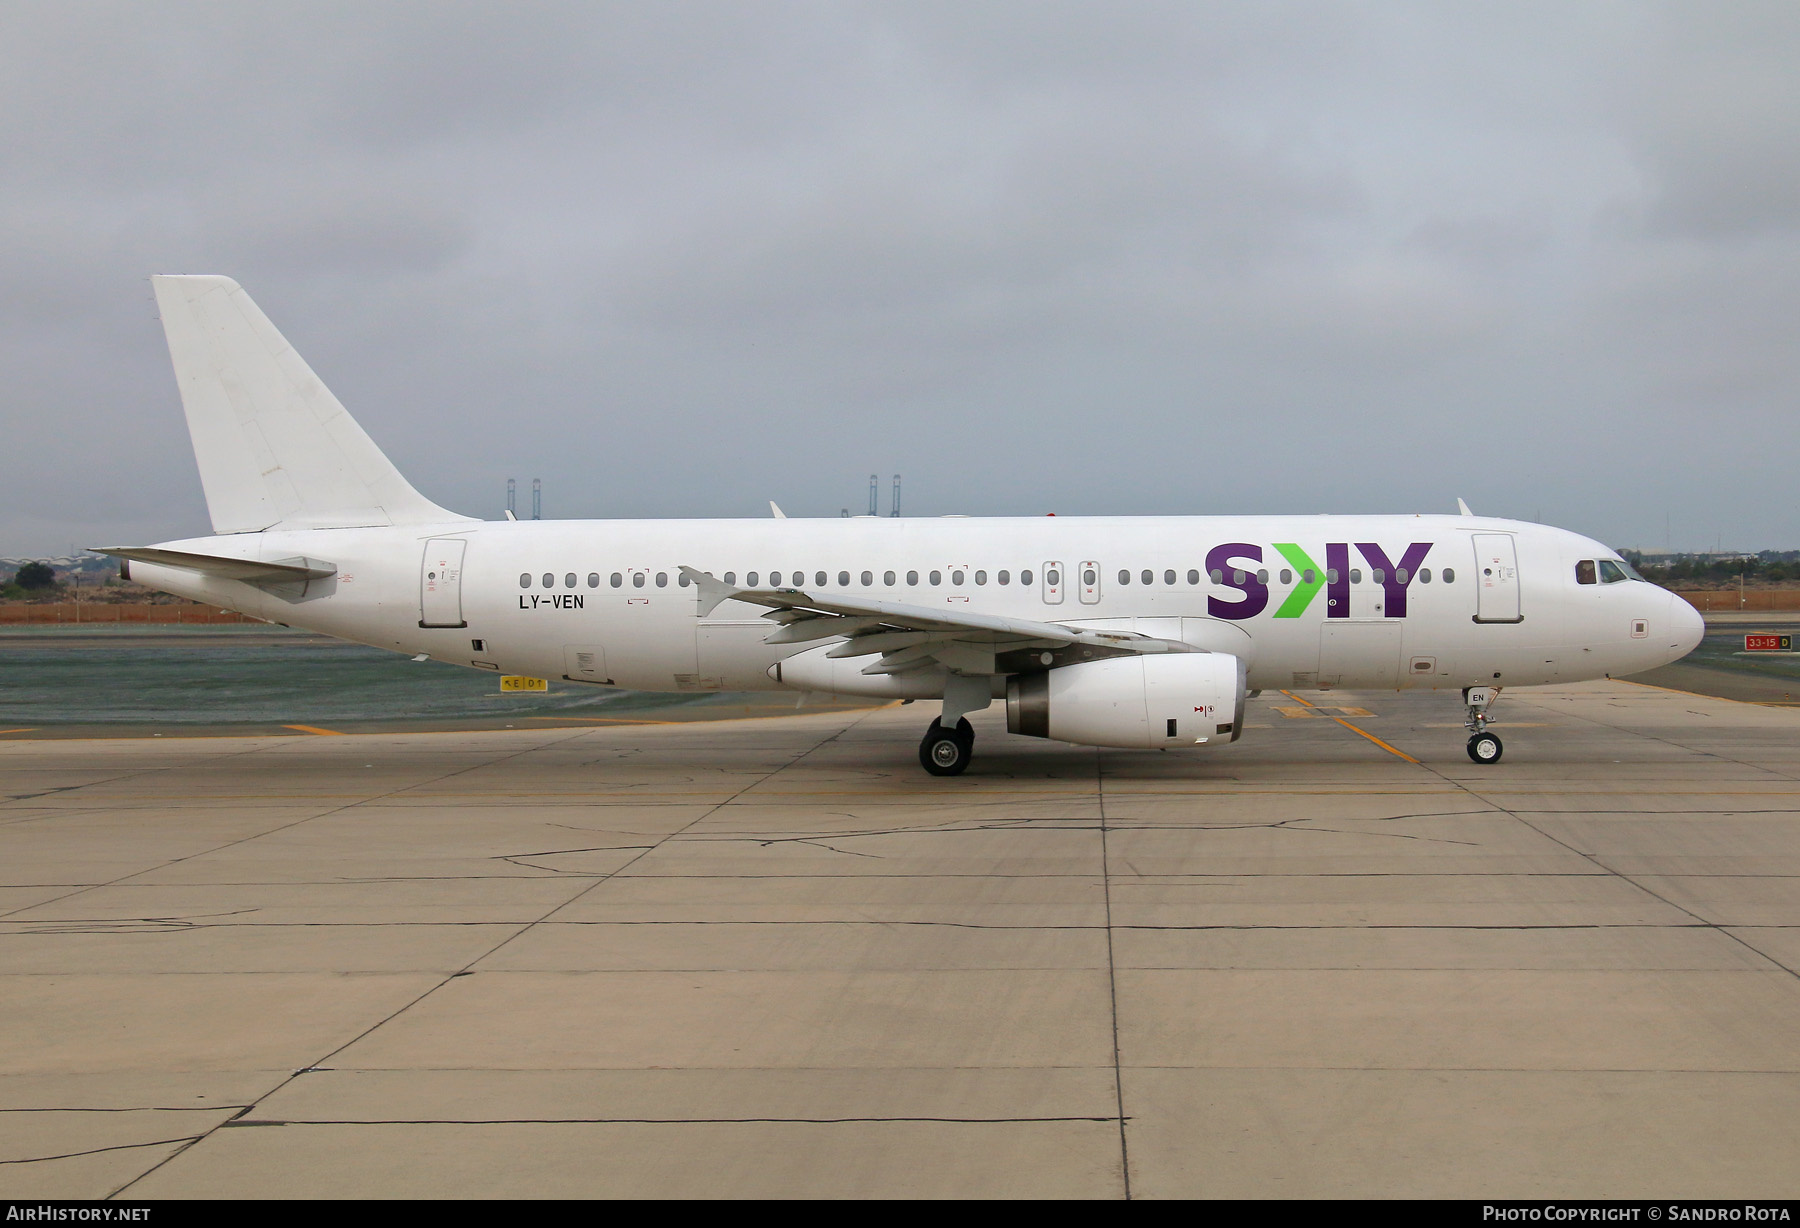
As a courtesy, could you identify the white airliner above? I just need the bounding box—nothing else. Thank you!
[107,276,1704,774]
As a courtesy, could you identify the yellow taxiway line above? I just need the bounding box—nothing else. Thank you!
[1277,691,1420,764]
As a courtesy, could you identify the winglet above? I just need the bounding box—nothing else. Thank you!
[769,501,787,519]
[679,566,739,617]
[1457,498,1474,517]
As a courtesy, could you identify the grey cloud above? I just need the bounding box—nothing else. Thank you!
[1,2,1797,555]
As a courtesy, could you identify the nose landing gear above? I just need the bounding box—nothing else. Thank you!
[1463,686,1503,764]
[919,717,974,776]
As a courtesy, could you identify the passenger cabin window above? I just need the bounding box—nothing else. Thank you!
[952,570,965,586]
[929,570,942,586]
[1118,570,1130,585]
[838,571,850,587]
[1599,560,1629,584]
[632,573,645,588]
[1084,568,1098,586]
[1280,569,1292,584]
[519,573,531,589]
[998,570,1010,585]
[974,570,987,585]
[884,571,896,585]
[1021,569,1033,585]
[747,572,759,587]
[1442,568,1455,583]
[587,573,600,588]
[1187,569,1200,585]
[678,573,690,587]
[1209,569,1223,584]
[655,572,668,587]
[907,570,919,586]
[861,571,873,586]
[610,573,622,587]
[1164,570,1175,585]
[1141,570,1153,585]
[1042,569,1056,586]
[816,571,827,587]
[565,573,576,588]
[1418,569,1431,584]
[1349,569,1362,584]
[541,572,554,588]
[1576,560,1598,585]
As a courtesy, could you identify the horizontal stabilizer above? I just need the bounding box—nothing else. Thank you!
[97,546,337,585]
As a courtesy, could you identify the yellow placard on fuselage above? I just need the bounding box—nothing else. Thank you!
[500,676,549,693]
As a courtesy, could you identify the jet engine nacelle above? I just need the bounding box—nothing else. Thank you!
[1006,653,1247,750]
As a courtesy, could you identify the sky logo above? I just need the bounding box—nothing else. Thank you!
[1206,542,1435,621]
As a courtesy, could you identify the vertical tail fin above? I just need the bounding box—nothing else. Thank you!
[151,275,470,533]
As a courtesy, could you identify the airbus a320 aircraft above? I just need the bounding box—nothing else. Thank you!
[108,276,1704,775]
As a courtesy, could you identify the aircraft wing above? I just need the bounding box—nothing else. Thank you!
[679,566,1194,677]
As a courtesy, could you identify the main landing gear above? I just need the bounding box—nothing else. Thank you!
[919,717,974,776]
[1463,686,1503,764]
[919,674,992,777]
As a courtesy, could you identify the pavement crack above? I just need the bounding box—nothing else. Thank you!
[0,1137,204,1165]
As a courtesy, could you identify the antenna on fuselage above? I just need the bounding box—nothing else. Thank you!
[506,477,516,518]
[532,478,542,520]
[891,474,901,517]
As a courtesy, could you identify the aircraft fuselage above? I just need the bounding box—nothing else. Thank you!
[129,512,1699,699]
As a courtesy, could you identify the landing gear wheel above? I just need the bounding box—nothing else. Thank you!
[920,718,974,776]
[1467,732,1503,764]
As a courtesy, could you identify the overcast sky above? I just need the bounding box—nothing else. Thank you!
[4,1,1798,556]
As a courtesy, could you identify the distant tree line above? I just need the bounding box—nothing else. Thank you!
[1,561,59,598]
[1624,550,1800,587]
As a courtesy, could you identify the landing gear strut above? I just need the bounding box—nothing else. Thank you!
[1463,686,1503,764]
[919,718,974,776]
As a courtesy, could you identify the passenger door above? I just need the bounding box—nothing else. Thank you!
[419,539,467,628]
[1473,534,1523,623]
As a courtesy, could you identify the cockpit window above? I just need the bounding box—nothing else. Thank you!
[1576,560,1597,585]
[1598,559,1629,584]
[1614,557,1646,581]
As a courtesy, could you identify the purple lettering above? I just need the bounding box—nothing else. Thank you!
[1206,543,1268,619]
[1326,543,1349,618]
[1355,542,1433,618]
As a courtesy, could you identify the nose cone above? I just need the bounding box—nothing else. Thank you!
[1666,591,1704,662]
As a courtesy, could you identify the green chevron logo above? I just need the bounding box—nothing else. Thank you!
[1271,543,1324,618]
